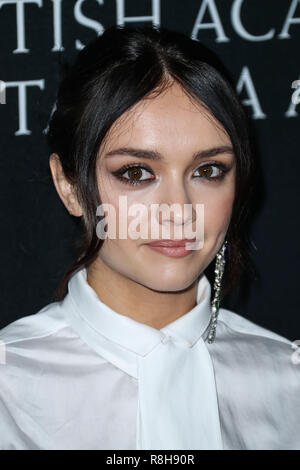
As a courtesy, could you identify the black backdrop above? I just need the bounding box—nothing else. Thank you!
[0,0,299,341]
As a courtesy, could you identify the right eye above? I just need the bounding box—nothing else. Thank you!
[111,164,155,186]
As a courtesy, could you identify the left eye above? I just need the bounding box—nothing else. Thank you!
[193,164,222,179]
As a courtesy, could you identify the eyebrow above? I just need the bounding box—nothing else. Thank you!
[104,145,234,162]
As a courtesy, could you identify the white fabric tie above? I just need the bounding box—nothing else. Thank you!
[136,332,223,450]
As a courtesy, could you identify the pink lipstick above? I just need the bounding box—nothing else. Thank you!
[145,238,196,258]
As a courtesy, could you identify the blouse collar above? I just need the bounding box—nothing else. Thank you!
[62,266,213,378]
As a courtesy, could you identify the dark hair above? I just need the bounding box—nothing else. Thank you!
[46,24,257,303]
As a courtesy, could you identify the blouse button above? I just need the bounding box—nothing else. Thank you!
[161,334,171,344]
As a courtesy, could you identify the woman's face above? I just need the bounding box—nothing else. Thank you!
[95,81,236,292]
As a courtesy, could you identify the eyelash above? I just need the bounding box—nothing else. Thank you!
[111,161,231,187]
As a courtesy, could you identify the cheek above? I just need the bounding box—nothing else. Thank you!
[99,191,146,248]
[201,186,235,234]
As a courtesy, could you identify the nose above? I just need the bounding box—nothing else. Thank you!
[156,178,195,232]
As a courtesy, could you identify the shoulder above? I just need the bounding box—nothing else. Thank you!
[0,299,71,379]
[0,300,69,348]
[0,300,75,449]
[217,307,300,384]
[218,307,293,345]
[0,302,85,450]
[215,308,300,448]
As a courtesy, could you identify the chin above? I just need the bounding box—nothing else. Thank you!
[139,273,197,293]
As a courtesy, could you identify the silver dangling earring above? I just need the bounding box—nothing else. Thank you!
[207,239,229,344]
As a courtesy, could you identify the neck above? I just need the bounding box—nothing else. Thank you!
[86,258,199,330]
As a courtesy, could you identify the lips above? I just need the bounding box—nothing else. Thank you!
[146,238,196,247]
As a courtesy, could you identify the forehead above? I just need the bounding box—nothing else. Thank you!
[101,82,230,157]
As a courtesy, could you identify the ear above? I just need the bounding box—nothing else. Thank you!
[49,153,83,217]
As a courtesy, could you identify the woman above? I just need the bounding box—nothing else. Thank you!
[0,25,299,450]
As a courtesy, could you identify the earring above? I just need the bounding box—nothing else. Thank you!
[207,239,229,344]
[69,209,73,215]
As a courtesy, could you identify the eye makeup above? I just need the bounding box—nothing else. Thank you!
[110,160,234,187]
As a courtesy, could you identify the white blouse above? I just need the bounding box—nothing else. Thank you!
[0,267,299,450]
